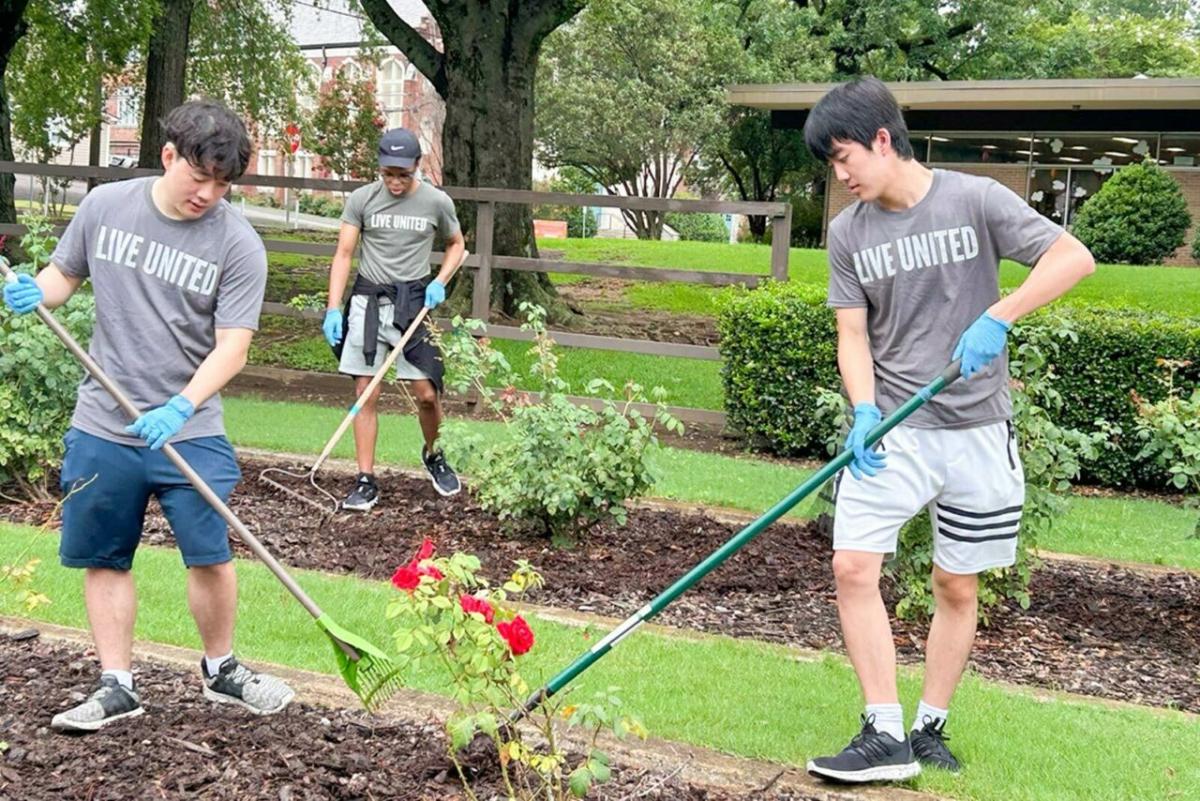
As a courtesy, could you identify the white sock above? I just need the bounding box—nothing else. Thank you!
[204,652,233,676]
[865,703,905,742]
[102,669,134,692]
[912,700,949,731]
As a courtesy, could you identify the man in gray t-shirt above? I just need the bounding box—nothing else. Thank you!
[798,78,1095,784]
[3,100,293,732]
[322,127,467,510]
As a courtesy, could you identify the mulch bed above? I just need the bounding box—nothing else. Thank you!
[0,635,821,801]
[4,459,1198,717]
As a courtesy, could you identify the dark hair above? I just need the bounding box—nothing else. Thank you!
[803,76,914,163]
[162,100,252,182]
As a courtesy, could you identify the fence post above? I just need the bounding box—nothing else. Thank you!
[769,203,792,283]
[472,200,495,322]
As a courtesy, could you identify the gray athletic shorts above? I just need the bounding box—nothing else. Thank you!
[338,295,431,382]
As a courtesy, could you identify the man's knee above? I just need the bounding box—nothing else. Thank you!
[832,550,883,594]
[411,382,438,409]
[932,568,978,611]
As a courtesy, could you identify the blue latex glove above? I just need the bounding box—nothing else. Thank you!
[844,402,887,481]
[322,308,343,347]
[125,394,194,450]
[3,273,43,314]
[424,279,445,309]
[952,312,1012,380]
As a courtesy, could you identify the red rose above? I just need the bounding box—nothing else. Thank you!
[415,538,435,562]
[496,615,535,656]
[459,594,495,624]
[390,564,421,592]
[418,563,444,581]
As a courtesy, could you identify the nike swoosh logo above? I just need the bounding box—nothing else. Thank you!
[389,146,403,151]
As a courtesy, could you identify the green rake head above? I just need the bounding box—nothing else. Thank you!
[317,614,405,712]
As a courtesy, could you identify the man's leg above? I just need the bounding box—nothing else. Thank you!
[188,561,237,660]
[921,565,978,709]
[411,378,441,453]
[352,376,384,475]
[832,550,898,704]
[84,568,137,671]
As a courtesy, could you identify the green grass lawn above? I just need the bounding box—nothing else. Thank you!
[542,238,1200,317]
[2,526,1195,801]
[249,316,728,410]
[220,396,1200,570]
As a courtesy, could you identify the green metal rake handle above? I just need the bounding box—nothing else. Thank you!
[514,360,963,719]
[1,260,349,651]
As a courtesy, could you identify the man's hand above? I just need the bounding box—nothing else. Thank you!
[952,312,1012,379]
[424,279,445,309]
[845,402,886,480]
[3,273,43,314]
[322,308,343,347]
[125,395,194,450]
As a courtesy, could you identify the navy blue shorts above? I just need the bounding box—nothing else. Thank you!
[59,428,241,570]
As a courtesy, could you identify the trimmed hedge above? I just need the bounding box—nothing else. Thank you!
[1071,160,1191,265]
[716,282,1200,489]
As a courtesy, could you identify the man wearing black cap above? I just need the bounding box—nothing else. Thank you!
[323,127,467,510]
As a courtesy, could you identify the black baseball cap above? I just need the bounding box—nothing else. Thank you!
[378,128,421,169]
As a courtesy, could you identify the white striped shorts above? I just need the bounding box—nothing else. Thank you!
[832,421,1024,575]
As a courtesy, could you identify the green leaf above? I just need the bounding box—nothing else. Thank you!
[568,766,592,798]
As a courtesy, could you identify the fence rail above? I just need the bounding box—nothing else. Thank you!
[2,160,789,405]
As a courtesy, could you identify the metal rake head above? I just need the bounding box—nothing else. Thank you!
[259,465,340,517]
[317,614,405,712]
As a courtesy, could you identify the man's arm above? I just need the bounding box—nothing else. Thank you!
[836,307,875,406]
[326,222,361,310]
[34,263,84,308]
[178,327,254,409]
[989,231,1095,324]
[435,229,466,283]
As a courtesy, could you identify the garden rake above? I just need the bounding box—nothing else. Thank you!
[259,249,470,515]
[2,260,403,711]
[511,360,964,722]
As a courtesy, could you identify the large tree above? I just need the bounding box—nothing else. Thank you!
[360,0,585,321]
[139,0,310,169]
[0,0,31,256]
[138,0,195,169]
[536,0,732,240]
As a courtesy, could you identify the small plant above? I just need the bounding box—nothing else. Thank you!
[387,539,645,800]
[434,304,682,545]
[285,292,327,313]
[0,556,51,612]
[1133,359,1200,538]
[0,217,94,500]
[1071,158,1191,265]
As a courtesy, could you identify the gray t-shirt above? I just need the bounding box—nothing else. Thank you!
[51,177,267,445]
[341,180,461,284]
[827,169,1063,428]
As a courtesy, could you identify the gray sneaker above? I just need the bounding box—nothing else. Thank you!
[51,675,144,733]
[201,656,294,715]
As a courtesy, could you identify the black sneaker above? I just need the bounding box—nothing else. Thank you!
[202,656,294,715]
[342,472,379,511]
[422,448,461,497]
[911,716,961,772]
[807,714,921,783]
[51,675,144,732]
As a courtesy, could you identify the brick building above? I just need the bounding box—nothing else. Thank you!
[727,78,1200,264]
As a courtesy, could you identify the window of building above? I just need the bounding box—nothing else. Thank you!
[1033,133,1155,167]
[927,134,1032,164]
[1160,134,1200,167]
[299,63,323,111]
[258,149,277,177]
[115,87,140,127]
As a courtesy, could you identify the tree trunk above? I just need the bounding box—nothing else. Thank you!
[361,0,584,323]
[0,0,30,261]
[138,0,195,170]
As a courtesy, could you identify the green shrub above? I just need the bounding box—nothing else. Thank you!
[1014,308,1200,487]
[715,280,838,455]
[1192,231,1200,263]
[532,167,599,238]
[0,218,95,499]
[664,211,729,243]
[1071,160,1191,265]
[436,305,682,545]
[298,193,344,219]
[715,282,1199,489]
[1132,359,1200,537]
